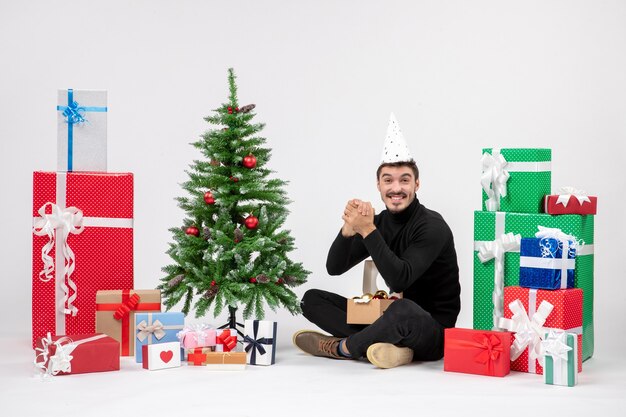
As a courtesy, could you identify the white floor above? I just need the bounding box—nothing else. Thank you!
[2,331,625,417]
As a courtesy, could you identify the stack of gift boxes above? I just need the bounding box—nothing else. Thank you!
[444,148,597,387]
[32,89,277,376]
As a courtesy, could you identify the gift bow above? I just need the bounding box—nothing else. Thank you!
[541,330,572,365]
[136,319,166,342]
[32,202,85,316]
[34,333,77,376]
[477,232,521,330]
[177,323,214,346]
[61,99,87,125]
[498,299,553,363]
[481,150,510,211]
[113,293,141,320]
[535,226,581,265]
[556,186,591,208]
[244,320,274,358]
[216,331,237,352]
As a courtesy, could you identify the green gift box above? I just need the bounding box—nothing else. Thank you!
[473,210,594,360]
[481,148,551,213]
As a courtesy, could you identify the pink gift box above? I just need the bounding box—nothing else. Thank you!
[177,325,217,349]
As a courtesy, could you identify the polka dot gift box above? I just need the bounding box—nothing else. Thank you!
[500,286,583,375]
[473,210,595,361]
[32,171,134,348]
[481,148,552,214]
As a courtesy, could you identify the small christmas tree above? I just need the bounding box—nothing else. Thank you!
[159,68,310,322]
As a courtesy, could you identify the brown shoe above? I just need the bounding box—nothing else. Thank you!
[292,330,348,359]
[366,343,414,369]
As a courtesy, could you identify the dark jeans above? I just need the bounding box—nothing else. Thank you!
[301,289,445,360]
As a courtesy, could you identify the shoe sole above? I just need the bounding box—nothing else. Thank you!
[292,329,329,356]
[366,343,414,369]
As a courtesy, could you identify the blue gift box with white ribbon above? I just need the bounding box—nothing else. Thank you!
[519,237,576,290]
[135,312,185,363]
[57,89,107,172]
[243,320,277,366]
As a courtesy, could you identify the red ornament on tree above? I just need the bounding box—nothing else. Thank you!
[204,191,215,205]
[242,154,257,169]
[185,226,200,237]
[249,277,257,284]
[211,280,217,287]
[228,106,233,114]
[244,215,259,230]
[230,176,239,182]
[276,278,284,285]
[235,107,239,113]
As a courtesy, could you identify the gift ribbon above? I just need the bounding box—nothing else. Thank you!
[96,290,160,355]
[136,319,166,342]
[32,202,84,318]
[481,149,510,212]
[56,89,107,171]
[498,291,553,374]
[446,333,505,376]
[206,351,245,365]
[481,149,551,211]
[34,333,107,377]
[477,232,521,330]
[555,186,591,208]
[187,347,209,366]
[33,172,134,336]
[541,330,575,386]
[535,226,580,289]
[243,321,275,365]
[216,330,237,352]
[136,313,184,345]
[177,324,215,348]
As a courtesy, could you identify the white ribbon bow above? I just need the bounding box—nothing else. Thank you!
[498,299,553,365]
[541,330,572,367]
[34,333,77,377]
[136,320,166,342]
[556,186,591,208]
[177,323,213,346]
[535,226,581,275]
[32,202,85,316]
[477,232,521,329]
[481,150,510,211]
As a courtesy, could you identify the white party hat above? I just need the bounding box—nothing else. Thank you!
[380,112,413,163]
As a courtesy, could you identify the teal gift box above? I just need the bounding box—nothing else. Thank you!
[481,148,551,213]
[473,211,594,361]
[543,331,578,387]
[135,312,185,362]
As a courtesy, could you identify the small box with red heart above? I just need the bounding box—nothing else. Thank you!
[142,341,181,370]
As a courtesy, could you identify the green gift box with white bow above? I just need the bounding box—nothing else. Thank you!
[481,148,552,213]
[473,210,595,360]
[543,331,578,387]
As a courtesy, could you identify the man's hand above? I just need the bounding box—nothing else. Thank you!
[342,200,376,238]
[341,200,360,237]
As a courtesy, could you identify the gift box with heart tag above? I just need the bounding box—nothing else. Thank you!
[142,341,181,370]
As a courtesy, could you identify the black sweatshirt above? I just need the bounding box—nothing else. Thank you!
[326,197,461,328]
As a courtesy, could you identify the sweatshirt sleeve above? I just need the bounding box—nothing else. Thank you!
[361,221,450,292]
[326,231,370,276]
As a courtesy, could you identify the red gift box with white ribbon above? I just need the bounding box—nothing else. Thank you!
[499,286,583,374]
[543,187,597,215]
[34,333,119,376]
[32,171,133,347]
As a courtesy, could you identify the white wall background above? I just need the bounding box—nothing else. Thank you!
[1,0,624,356]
